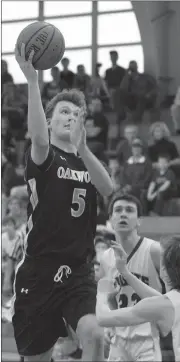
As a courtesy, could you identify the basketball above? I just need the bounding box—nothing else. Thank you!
[16,21,65,70]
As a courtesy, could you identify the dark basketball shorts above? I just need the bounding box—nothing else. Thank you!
[12,258,97,356]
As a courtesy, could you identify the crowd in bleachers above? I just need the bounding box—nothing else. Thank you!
[1,50,180,311]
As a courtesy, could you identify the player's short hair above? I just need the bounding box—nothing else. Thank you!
[108,192,142,217]
[161,235,180,291]
[157,153,170,161]
[45,89,86,121]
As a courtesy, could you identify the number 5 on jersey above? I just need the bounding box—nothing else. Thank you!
[71,188,86,218]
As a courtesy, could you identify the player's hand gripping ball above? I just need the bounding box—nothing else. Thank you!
[16,21,65,70]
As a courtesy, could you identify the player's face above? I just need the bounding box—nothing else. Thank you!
[153,126,163,140]
[124,126,138,143]
[111,200,139,233]
[50,101,80,141]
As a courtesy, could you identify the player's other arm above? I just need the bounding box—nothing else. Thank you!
[15,44,49,165]
[96,292,165,327]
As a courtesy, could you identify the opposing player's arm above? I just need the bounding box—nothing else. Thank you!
[15,44,49,166]
[79,147,113,197]
[99,253,119,310]
[96,293,167,327]
[122,270,162,299]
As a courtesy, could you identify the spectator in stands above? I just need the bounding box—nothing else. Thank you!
[88,98,109,149]
[109,156,121,191]
[119,60,157,123]
[120,138,152,214]
[105,50,125,112]
[148,122,180,168]
[42,66,68,104]
[90,63,110,109]
[147,154,178,215]
[2,151,25,197]
[2,215,16,275]
[1,59,13,89]
[61,57,75,89]
[73,64,91,100]
[7,196,26,224]
[105,50,125,92]
[85,115,108,164]
[171,86,180,134]
[2,82,27,166]
[116,123,143,166]
[1,116,16,162]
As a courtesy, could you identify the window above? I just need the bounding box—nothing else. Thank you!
[2,1,38,21]
[98,45,144,75]
[2,21,33,53]
[98,12,141,45]
[43,49,91,82]
[44,1,92,17]
[2,55,27,84]
[98,1,132,12]
[47,17,92,48]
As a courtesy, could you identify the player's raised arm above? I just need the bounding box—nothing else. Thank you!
[111,242,162,299]
[15,43,49,165]
[70,109,113,197]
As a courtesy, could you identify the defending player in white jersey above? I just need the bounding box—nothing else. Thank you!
[98,192,162,361]
[96,235,180,362]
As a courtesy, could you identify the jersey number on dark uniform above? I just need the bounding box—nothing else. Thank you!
[71,188,86,218]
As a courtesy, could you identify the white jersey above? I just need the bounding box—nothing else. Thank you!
[166,290,180,362]
[102,237,162,355]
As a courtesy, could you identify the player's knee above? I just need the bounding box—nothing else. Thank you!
[77,315,104,346]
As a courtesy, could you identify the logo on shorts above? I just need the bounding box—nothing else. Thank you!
[21,288,28,294]
[54,265,72,283]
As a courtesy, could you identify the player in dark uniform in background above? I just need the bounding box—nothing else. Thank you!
[13,44,113,362]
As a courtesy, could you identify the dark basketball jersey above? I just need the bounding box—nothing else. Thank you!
[24,145,97,265]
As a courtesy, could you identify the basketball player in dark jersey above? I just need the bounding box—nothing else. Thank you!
[12,44,113,361]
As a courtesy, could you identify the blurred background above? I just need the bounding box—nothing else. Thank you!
[1,1,180,361]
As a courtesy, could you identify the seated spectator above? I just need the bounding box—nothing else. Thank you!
[1,59,13,90]
[1,117,16,166]
[147,154,178,215]
[109,156,121,191]
[61,57,75,89]
[2,82,28,165]
[2,152,25,197]
[88,98,109,149]
[90,63,110,109]
[105,50,125,98]
[116,123,144,166]
[119,60,157,123]
[148,122,180,169]
[2,215,16,282]
[120,138,152,213]
[42,66,68,104]
[171,86,180,134]
[73,64,91,101]
[85,115,108,164]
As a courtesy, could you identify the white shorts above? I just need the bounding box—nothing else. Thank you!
[108,334,162,362]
